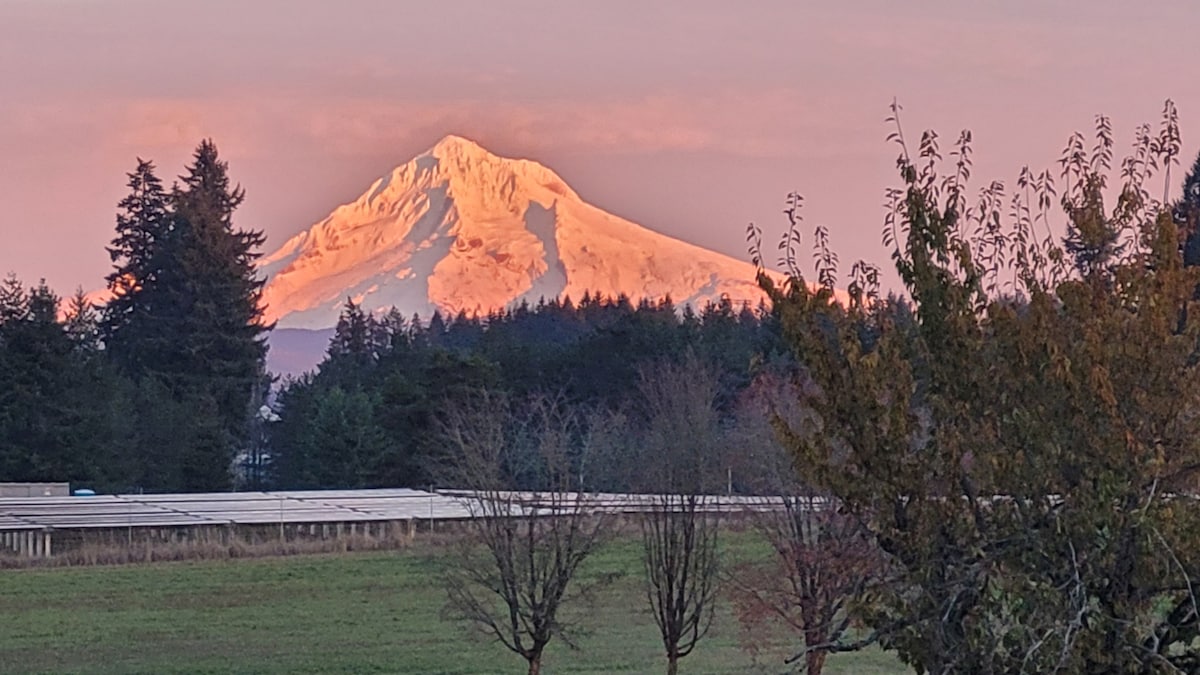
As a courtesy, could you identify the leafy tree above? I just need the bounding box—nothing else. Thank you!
[762,102,1200,672]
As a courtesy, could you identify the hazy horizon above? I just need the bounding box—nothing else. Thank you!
[4,0,1199,296]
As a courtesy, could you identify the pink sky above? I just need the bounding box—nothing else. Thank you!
[3,0,1199,296]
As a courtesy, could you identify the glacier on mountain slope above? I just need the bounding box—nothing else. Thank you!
[259,135,784,330]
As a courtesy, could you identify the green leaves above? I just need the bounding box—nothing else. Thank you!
[766,105,1200,673]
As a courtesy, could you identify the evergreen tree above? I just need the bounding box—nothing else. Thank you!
[268,290,782,491]
[296,386,386,488]
[1174,151,1200,267]
[102,141,270,491]
[63,288,100,353]
[0,280,120,487]
[0,274,25,324]
[101,159,171,370]
[327,298,376,372]
[166,140,270,490]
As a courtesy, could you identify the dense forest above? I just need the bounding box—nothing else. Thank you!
[265,291,888,492]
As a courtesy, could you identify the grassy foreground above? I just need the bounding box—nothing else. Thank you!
[0,539,908,674]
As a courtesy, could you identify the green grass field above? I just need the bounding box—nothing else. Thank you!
[0,538,909,674]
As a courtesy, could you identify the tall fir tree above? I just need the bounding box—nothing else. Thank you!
[102,141,270,491]
[102,159,171,371]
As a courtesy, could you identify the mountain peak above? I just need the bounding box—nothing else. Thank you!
[412,135,578,206]
[429,133,489,157]
[259,138,780,330]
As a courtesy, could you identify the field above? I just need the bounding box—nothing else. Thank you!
[0,539,909,674]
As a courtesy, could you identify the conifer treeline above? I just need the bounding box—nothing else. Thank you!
[0,270,816,492]
[267,294,798,491]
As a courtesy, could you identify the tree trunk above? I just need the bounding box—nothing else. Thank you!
[803,626,827,675]
[667,653,679,675]
[805,649,826,675]
[527,656,541,675]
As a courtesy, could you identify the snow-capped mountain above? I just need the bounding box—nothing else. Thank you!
[260,135,777,329]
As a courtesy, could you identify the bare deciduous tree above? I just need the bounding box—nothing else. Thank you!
[635,356,724,675]
[730,372,886,675]
[440,391,615,675]
[731,494,883,675]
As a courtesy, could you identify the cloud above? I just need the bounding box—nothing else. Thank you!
[135,88,871,161]
[0,98,271,166]
[298,96,717,155]
[5,87,871,168]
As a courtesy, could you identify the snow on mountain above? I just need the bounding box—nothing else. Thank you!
[260,135,786,330]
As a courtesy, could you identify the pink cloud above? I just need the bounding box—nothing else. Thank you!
[77,88,866,162]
